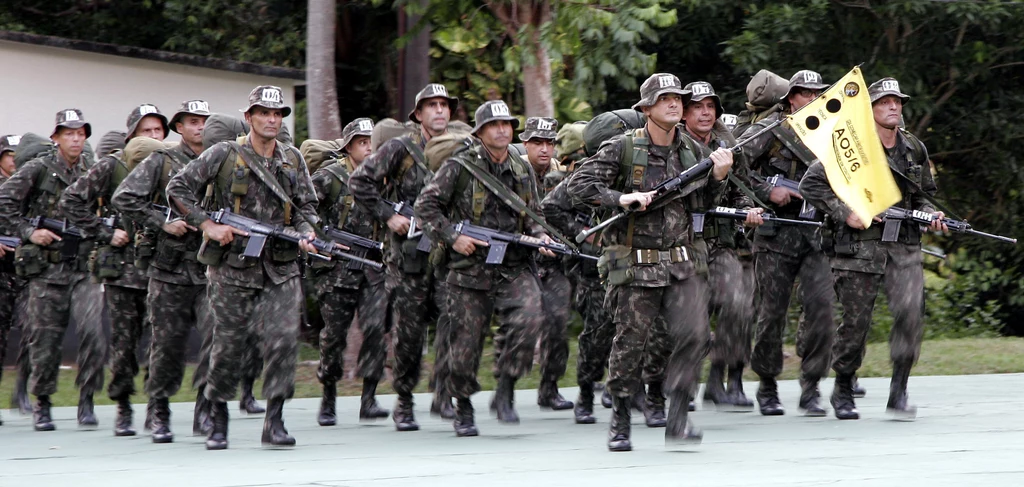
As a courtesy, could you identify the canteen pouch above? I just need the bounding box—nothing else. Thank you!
[270,238,299,264]
[401,238,427,274]
[152,236,187,271]
[197,236,228,267]
[598,244,635,286]
[134,232,156,271]
[89,245,124,279]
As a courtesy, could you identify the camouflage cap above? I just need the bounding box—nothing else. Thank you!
[169,99,212,133]
[52,108,92,138]
[632,73,690,111]
[683,81,723,117]
[339,118,375,149]
[126,104,169,142]
[471,100,520,135]
[868,77,911,104]
[242,85,292,117]
[408,83,459,123]
[0,134,20,156]
[518,117,558,142]
[786,70,830,99]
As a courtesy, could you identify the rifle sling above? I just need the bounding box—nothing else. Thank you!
[233,144,327,241]
[888,166,962,221]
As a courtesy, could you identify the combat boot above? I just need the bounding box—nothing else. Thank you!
[798,376,827,417]
[393,394,419,432]
[359,378,390,420]
[726,363,754,408]
[33,395,55,432]
[261,397,296,447]
[240,377,265,414]
[12,368,31,415]
[853,376,867,398]
[430,389,456,420]
[205,401,229,450]
[537,380,573,410]
[453,398,478,437]
[151,398,173,443]
[607,395,631,452]
[644,381,666,428]
[601,388,613,409]
[703,361,729,406]
[665,389,702,448]
[756,377,785,416]
[114,396,136,436]
[192,386,212,436]
[631,387,646,412]
[77,390,98,428]
[144,396,155,431]
[886,362,917,421]
[574,382,596,424]
[318,381,337,426]
[831,374,860,420]
[494,375,520,424]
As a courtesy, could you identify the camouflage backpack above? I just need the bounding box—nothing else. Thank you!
[555,121,587,171]
[583,109,646,156]
[299,138,345,174]
[732,69,789,138]
[14,132,54,169]
[371,118,414,152]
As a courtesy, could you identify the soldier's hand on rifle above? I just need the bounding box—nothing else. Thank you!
[0,243,11,257]
[29,228,61,246]
[162,220,196,237]
[110,228,131,247]
[524,234,557,257]
[845,212,868,230]
[744,207,766,227]
[769,186,801,206]
[453,234,488,256]
[388,214,411,235]
[929,211,948,233]
[200,221,248,246]
[710,148,734,181]
[299,232,319,254]
[619,191,656,211]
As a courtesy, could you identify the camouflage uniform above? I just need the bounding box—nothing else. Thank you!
[0,137,31,417]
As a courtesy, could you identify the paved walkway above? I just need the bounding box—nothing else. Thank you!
[2,374,1023,486]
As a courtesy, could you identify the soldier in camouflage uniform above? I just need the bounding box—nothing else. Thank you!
[166,85,319,450]
[416,100,553,437]
[112,99,213,442]
[0,109,107,431]
[0,134,31,423]
[682,81,763,409]
[309,118,390,426]
[738,70,836,417]
[800,77,938,421]
[61,104,169,437]
[350,83,458,431]
[568,74,734,451]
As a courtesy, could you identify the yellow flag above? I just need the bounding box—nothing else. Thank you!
[787,66,900,227]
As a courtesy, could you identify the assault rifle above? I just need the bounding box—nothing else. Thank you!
[880,207,1016,244]
[694,206,823,233]
[454,220,599,264]
[576,118,785,243]
[763,175,817,220]
[203,209,384,270]
[322,226,385,270]
[0,236,21,249]
[25,215,118,261]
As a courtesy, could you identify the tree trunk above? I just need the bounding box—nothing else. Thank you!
[521,37,554,117]
[399,0,432,119]
[307,0,342,140]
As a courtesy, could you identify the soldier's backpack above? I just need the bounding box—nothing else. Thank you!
[299,138,344,174]
[371,118,414,152]
[95,131,127,158]
[555,121,588,171]
[203,114,249,151]
[732,69,789,138]
[14,133,54,169]
[423,123,473,172]
[583,109,646,156]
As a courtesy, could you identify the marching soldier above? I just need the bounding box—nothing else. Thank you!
[0,134,30,424]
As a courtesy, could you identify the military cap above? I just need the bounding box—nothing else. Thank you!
[785,70,830,99]
[684,81,724,118]
[0,135,20,156]
[339,118,375,150]
[633,73,690,111]
[242,85,292,117]
[868,77,911,104]
[408,83,459,124]
[471,100,520,135]
[719,114,738,131]
[518,117,558,142]
[126,104,169,142]
[52,108,92,138]
[169,99,212,133]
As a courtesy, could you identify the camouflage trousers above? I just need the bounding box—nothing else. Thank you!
[537,265,572,384]
[388,270,439,397]
[708,248,755,366]
[144,280,211,399]
[0,283,28,385]
[429,277,451,394]
[605,275,710,398]
[833,251,925,375]
[316,276,389,384]
[573,273,614,386]
[106,285,149,400]
[27,275,106,396]
[445,268,543,399]
[203,278,300,403]
[751,248,835,381]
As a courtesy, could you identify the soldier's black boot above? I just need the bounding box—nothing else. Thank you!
[607,395,632,452]
[644,381,667,428]
[240,378,265,414]
[574,382,596,424]
[359,378,390,420]
[393,394,419,432]
[77,390,98,428]
[33,395,55,431]
[756,377,785,416]
[601,388,613,409]
[12,369,31,415]
[261,397,296,447]
[703,361,729,406]
[665,389,703,448]
[494,375,520,424]
[537,380,573,410]
[114,396,136,436]
[193,387,212,436]
[318,382,337,426]
[430,389,456,420]
[144,396,156,431]
[886,362,917,420]
[453,398,478,437]
[631,387,646,412]
[853,376,867,398]
[205,401,229,450]
[798,376,827,417]
[151,398,174,443]
[726,363,754,408]
[831,373,860,420]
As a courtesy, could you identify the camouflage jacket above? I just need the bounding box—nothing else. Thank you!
[60,153,148,289]
[737,111,812,218]
[165,138,319,290]
[415,144,546,290]
[0,173,27,291]
[540,177,601,275]
[690,121,755,251]
[112,142,206,286]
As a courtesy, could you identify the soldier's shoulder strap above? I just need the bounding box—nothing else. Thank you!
[770,120,819,173]
[395,134,428,183]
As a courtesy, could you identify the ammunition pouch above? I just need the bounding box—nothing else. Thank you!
[754,219,778,237]
[152,235,188,272]
[270,238,299,264]
[308,252,336,271]
[197,237,229,267]
[89,245,125,280]
[134,231,156,271]
[833,228,860,257]
[401,238,427,274]
[597,245,635,286]
[14,244,49,277]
